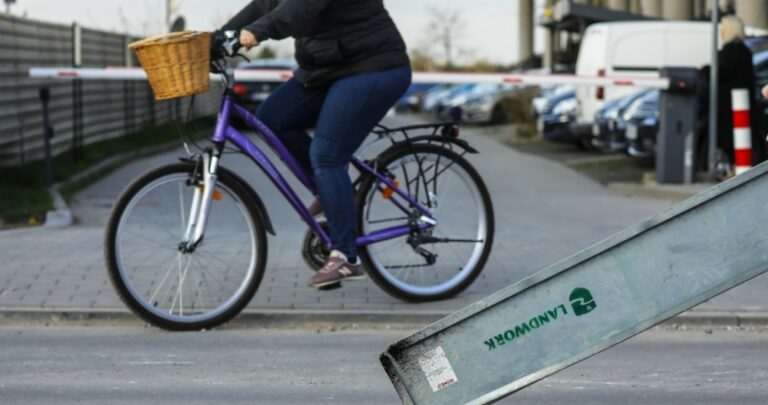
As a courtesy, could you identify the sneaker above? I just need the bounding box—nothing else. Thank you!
[308,250,364,288]
[307,197,324,218]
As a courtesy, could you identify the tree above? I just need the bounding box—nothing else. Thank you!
[425,6,467,70]
[256,46,277,59]
[409,48,437,71]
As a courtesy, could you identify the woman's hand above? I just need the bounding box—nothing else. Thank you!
[240,29,259,50]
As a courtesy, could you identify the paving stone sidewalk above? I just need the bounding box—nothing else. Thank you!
[2,116,767,324]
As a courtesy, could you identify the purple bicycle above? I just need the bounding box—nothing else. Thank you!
[105,33,494,330]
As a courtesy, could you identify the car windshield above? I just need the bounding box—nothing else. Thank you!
[623,90,659,119]
[753,50,768,89]
[447,84,477,97]
[746,36,768,54]
[467,83,504,96]
[754,50,768,67]
[617,90,650,111]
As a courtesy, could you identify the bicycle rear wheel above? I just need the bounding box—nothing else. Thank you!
[105,163,267,331]
[356,143,494,302]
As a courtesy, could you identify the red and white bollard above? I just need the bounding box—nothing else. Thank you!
[732,88,752,175]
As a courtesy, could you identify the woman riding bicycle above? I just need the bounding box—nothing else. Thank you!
[218,0,412,288]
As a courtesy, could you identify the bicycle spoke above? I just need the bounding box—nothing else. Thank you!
[127,216,180,242]
[190,258,207,313]
[122,229,176,249]
[170,255,194,315]
[148,252,183,307]
[191,254,231,296]
[179,182,187,236]
[157,187,184,237]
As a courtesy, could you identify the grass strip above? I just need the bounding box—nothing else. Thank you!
[0,117,215,225]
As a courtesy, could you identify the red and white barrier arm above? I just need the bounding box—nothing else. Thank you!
[29,67,672,89]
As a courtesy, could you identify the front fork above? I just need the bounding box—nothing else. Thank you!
[182,145,222,252]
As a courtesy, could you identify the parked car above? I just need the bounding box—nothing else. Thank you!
[573,21,713,140]
[745,36,768,55]
[535,86,575,118]
[590,97,622,150]
[395,83,438,113]
[443,83,520,124]
[233,59,297,110]
[432,84,478,120]
[625,90,660,158]
[538,92,578,143]
[421,84,456,114]
[532,85,558,118]
[591,89,652,152]
[753,49,768,128]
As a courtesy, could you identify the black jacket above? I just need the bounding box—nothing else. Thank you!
[715,40,764,164]
[223,0,410,88]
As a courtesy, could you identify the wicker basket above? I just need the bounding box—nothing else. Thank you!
[129,31,212,100]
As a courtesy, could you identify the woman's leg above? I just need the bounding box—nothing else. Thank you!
[255,79,327,176]
[309,65,412,263]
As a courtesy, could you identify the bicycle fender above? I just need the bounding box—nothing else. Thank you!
[219,166,276,236]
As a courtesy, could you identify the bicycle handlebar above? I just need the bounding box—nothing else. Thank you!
[222,30,241,58]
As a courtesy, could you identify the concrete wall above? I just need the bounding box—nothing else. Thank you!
[606,0,630,11]
[662,0,694,20]
[735,0,768,31]
[519,0,534,66]
[639,0,662,17]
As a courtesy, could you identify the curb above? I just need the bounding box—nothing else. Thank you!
[0,308,447,327]
[2,308,767,330]
[40,135,206,229]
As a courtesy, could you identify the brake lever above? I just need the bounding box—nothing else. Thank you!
[223,38,240,57]
[222,30,241,57]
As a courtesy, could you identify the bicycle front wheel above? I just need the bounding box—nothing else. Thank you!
[356,144,494,302]
[105,163,267,331]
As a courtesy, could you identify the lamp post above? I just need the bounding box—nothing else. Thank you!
[166,0,181,32]
[5,0,16,15]
[708,0,719,179]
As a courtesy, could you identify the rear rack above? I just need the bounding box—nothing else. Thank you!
[373,122,459,138]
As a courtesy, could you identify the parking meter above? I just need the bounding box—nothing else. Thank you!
[657,67,699,184]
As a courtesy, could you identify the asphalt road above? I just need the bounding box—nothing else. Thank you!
[1,325,766,404]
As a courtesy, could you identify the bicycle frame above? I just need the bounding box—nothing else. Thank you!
[184,92,437,250]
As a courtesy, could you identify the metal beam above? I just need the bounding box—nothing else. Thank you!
[381,158,768,404]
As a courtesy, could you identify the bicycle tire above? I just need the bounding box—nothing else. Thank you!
[356,143,494,302]
[105,163,268,331]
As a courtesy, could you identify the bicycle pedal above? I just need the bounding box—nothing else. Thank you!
[318,282,342,291]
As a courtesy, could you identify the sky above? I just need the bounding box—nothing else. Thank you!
[6,0,546,65]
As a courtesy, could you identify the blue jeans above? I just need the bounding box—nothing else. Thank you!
[256,65,412,262]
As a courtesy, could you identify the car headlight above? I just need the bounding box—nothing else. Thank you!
[553,98,578,115]
[450,96,469,106]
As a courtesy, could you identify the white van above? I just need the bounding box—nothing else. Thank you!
[573,21,712,134]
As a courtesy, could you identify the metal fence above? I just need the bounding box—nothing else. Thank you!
[0,14,220,166]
